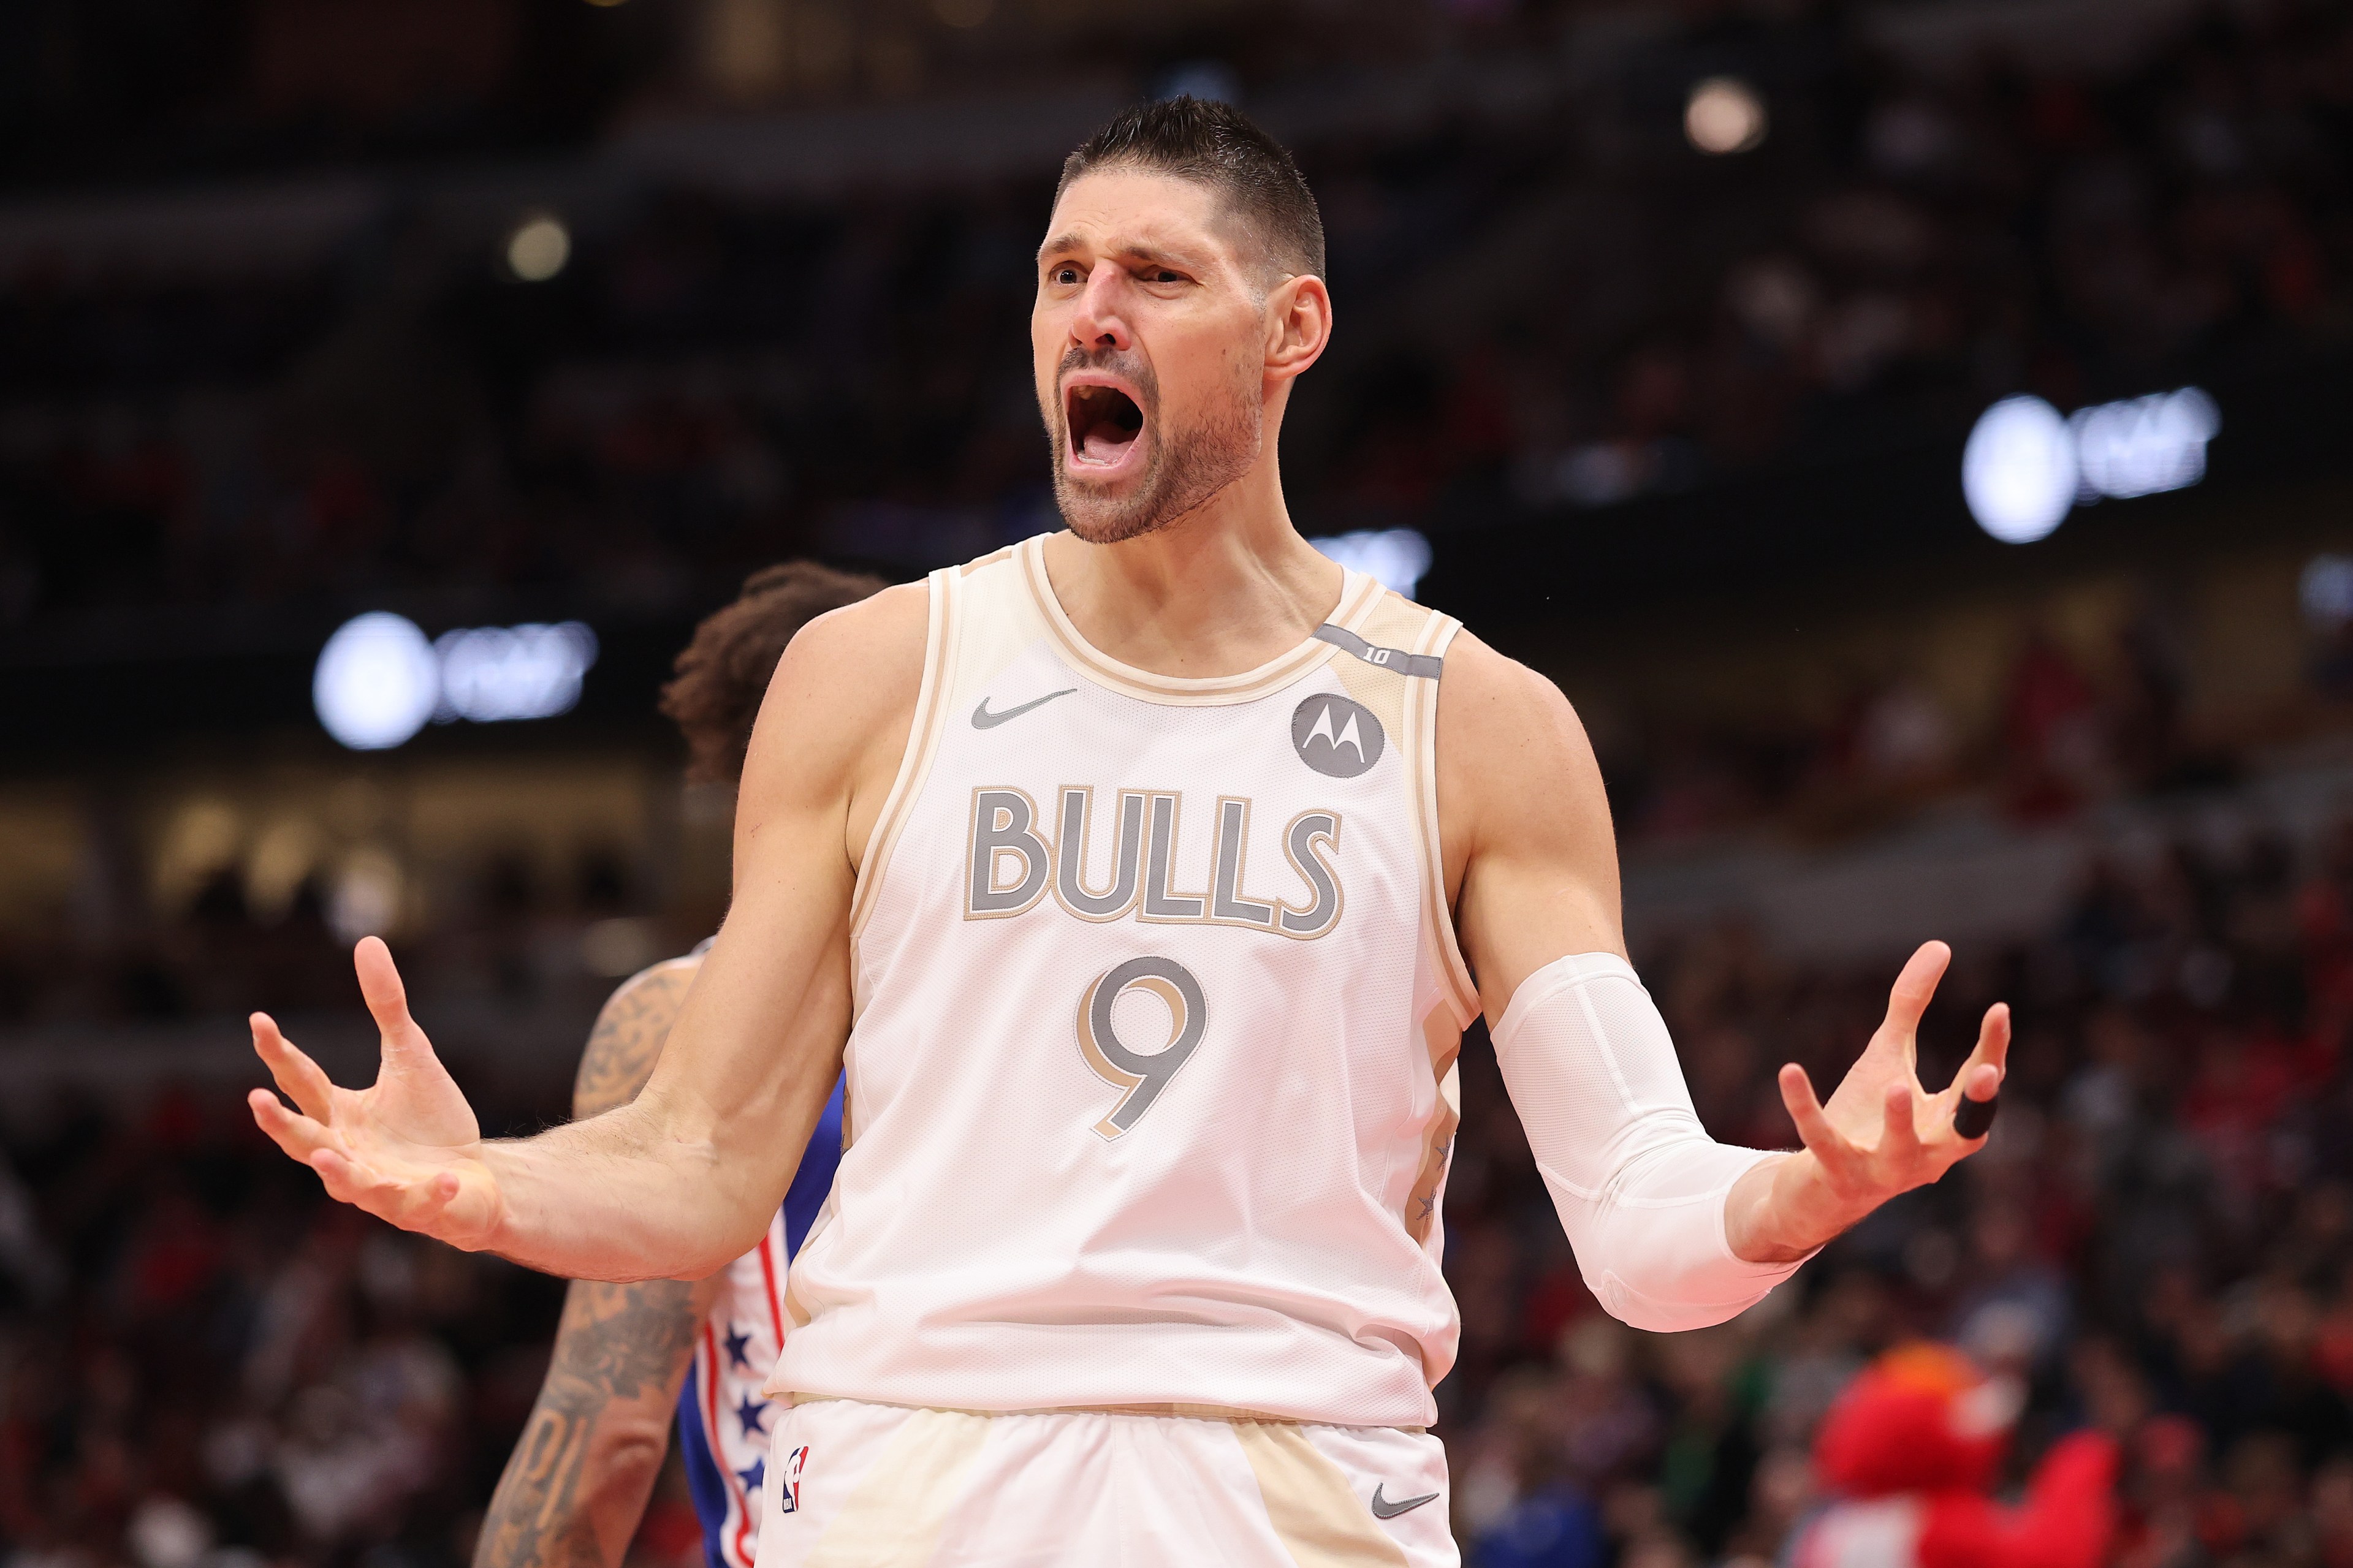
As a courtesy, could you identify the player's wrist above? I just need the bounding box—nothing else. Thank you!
[1736,1149,1872,1262]
[453,1145,520,1256]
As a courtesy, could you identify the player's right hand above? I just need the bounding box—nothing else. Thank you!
[248,936,504,1251]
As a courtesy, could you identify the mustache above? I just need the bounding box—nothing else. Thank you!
[1057,346,1158,411]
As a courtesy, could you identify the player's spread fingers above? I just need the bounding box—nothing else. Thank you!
[253,1018,336,1123]
[1879,1080,1923,1160]
[1952,1070,2001,1139]
[1778,1063,1846,1159]
[1879,941,1952,1034]
[1940,1001,2009,1143]
[353,936,431,1062]
[314,1148,417,1221]
[1953,1001,2013,1085]
[248,1089,333,1161]
[308,1147,375,1208]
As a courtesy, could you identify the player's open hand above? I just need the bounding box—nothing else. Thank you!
[1776,939,2008,1221]
[248,936,504,1251]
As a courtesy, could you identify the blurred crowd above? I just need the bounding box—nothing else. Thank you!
[1597,610,2211,852]
[1444,795,2353,1567]
[5,0,2351,632]
[7,1,2353,1565]
[7,790,2353,1566]
[0,1084,583,1568]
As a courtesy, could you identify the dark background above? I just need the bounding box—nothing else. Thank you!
[4,2,2353,1566]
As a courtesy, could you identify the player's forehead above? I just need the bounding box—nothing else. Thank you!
[1037,166,1244,275]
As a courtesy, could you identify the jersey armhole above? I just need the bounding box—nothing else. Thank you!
[847,566,960,1004]
[1408,610,1479,1028]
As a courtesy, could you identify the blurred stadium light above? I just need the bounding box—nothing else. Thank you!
[504,212,572,281]
[2069,387,2220,503]
[2301,555,2353,630]
[1684,77,1767,154]
[1963,388,2219,545]
[1961,396,2078,544]
[1310,529,1434,599]
[311,613,440,751]
[313,615,598,750]
[433,623,601,725]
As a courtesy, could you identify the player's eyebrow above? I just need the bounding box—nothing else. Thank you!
[1036,235,1214,275]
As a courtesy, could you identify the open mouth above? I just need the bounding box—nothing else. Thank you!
[1066,382,1144,467]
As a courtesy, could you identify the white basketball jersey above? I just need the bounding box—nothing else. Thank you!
[768,535,1478,1428]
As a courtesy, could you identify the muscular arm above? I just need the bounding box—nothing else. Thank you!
[1438,633,2007,1311]
[247,583,930,1282]
[476,964,715,1568]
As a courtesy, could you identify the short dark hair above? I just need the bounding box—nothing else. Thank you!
[659,561,886,785]
[1057,96,1326,282]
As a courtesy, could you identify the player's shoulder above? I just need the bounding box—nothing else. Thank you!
[1434,626,1606,836]
[753,580,930,787]
[782,579,929,683]
[1437,626,1583,735]
[796,577,928,640]
[574,951,704,1118]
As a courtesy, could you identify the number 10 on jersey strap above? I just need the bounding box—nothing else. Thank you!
[1075,956,1207,1138]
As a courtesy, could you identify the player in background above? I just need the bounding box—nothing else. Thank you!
[472,562,883,1568]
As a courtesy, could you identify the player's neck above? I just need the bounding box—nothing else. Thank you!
[1040,460,1344,680]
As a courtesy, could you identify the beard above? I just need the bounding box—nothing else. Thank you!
[1046,346,1262,545]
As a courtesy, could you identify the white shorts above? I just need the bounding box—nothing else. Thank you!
[751,1398,1458,1567]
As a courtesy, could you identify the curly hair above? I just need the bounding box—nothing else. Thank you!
[658,560,888,785]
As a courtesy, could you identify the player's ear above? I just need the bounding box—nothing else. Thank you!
[1263,273,1332,384]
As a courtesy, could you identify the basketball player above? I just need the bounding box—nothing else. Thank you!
[249,99,2008,1566]
[472,562,881,1568]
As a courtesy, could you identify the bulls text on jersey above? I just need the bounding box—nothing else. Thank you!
[964,788,1342,940]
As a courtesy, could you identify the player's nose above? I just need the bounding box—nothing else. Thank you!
[1067,270,1133,354]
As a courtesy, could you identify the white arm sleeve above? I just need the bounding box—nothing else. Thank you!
[1491,952,1814,1333]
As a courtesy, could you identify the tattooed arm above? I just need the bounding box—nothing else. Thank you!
[476,960,717,1568]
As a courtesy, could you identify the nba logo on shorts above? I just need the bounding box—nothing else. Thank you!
[779,1445,810,1514]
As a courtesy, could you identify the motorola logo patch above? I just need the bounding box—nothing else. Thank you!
[1291,694,1384,779]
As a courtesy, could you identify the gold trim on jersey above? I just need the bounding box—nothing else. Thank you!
[798,1407,992,1567]
[778,1391,1427,1432]
[849,564,960,1006]
[1016,533,1386,707]
[1405,607,1478,1026]
[1403,1009,1464,1248]
[1233,1422,1416,1567]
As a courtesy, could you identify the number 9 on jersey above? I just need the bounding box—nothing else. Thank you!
[1075,956,1207,1138]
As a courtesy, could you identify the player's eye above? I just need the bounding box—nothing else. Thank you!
[1147,269,1184,284]
[1049,264,1082,286]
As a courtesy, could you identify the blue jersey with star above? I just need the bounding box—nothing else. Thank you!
[677,1075,843,1568]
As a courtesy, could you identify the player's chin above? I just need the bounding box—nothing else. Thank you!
[1055,470,1163,543]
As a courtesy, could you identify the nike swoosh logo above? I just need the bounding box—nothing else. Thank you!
[971,689,1077,729]
[1369,1484,1439,1520]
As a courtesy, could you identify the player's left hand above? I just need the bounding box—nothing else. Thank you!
[1774,939,2007,1224]
[246,936,506,1250]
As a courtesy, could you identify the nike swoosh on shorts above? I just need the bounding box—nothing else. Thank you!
[1369,1483,1440,1520]
[971,689,1078,729]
